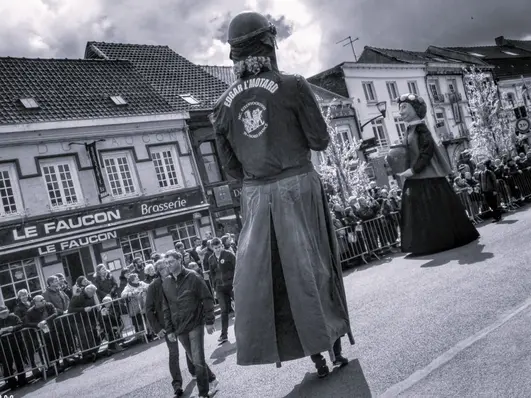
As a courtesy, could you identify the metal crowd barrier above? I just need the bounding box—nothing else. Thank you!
[337,212,401,267]
[0,327,49,387]
[43,296,149,376]
[337,171,531,268]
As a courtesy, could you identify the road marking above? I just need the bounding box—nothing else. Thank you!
[380,296,531,398]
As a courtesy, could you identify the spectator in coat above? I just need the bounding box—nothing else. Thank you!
[146,259,196,397]
[0,306,26,390]
[55,273,73,299]
[144,263,156,284]
[121,273,149,334]
[24,295,64,367]
[42,276,76,361]
[43,275,70,314]
[13,289,38,372]
[162,250,218,398]
[68,284,100,363]
[131,258,146,282]
[93,264,119,301]
[478,162,502,222]
[188,238,202,265]
[208,238,236,344]
[73,276,91,297]
[98,296,124,354]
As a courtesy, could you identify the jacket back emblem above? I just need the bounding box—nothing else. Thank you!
[238,101,268,138]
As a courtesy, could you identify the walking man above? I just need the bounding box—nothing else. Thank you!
[145,258,197,397]
[208,238,235,344]
[162,250,219,398]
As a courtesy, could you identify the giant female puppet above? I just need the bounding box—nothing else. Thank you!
[393,93,479,255]
[210,11,354,376]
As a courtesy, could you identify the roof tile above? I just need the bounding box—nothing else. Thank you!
[86,42,229,111]
[0,57,175,125]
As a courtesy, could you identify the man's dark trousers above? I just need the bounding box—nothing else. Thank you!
[216,285,233,339]
[310,338,342,367]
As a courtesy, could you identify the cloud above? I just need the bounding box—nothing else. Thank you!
[304,0,531,71]
[0,0,529,78]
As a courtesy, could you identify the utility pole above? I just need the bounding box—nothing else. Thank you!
[336,36,359,61]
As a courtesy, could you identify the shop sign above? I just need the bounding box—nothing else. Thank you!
[1,188,205,248]
[37,231,118,255]
[232,187,242,198]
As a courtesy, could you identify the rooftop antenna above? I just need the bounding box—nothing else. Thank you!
[336,36,359,61]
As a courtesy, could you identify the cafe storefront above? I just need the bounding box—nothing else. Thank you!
[0,187,213,308]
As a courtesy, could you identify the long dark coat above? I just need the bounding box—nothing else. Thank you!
[212,69,353,366]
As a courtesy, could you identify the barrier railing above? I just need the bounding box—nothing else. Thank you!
[44,296,148,375]
[337,172,531,268]
[0,327,49,387]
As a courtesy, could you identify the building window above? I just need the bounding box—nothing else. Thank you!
[394,117,407,141]
[371,119,389,148]
[435,108,447,125]
[507,92,516,105]
[386,81,399,102]
[169,220,198,250]
[428,81,443,102]
[120,232,153,265]
[102,152,138,198]
[0,258,43,310]
[0,164,23,218]
[200,141,223,184]
[407,81,418,95]
[41,158,82,209]
[335,124,355,147]
[362,82,377,102]
[150,145,183,190]
[447,79,457,93]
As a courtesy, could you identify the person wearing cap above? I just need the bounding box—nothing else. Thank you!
[210,11,353,376]
[0,305,26,390]
[395,93,479,255]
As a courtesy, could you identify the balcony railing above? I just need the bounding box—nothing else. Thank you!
[432,94,445,103]
[445,92,463,102]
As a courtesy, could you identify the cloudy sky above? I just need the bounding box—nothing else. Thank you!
[1,0,530,77]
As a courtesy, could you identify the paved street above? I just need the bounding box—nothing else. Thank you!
[18,208,531,398]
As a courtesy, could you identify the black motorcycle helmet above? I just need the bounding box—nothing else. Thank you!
[227,11,277,61]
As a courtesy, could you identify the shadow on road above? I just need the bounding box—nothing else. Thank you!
[210,341,237,365]
[497,219,518,225]
[417,240,494,268]
[343,252,403,277]
[284,359,372,398]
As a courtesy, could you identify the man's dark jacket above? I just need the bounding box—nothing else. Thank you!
[68,292,98,327]
[208,250,236,290]
[162,269,214,336]
[145,277,165,334]
[43,287,70,313]
[24,303,58,329]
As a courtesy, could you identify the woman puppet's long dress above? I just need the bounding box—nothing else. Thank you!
[400,123,479,255]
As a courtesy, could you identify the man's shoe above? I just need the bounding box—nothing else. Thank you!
[333,355,349,368]
[209,379,219,394]
[174,388,184,397]
[218,336,228,344]
[317,364,330,378]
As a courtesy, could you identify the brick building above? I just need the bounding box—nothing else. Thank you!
[0,57,210,308]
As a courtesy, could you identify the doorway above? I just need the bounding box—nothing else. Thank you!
[61,251,85,286]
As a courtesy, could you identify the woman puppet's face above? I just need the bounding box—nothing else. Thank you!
[399,102,418,123]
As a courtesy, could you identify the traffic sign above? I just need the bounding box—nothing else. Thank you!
[516,118,530,134]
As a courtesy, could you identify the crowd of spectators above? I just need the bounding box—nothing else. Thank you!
[329,151,531,267]
[0,234,238,393]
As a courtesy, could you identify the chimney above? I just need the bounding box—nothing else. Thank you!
[495,36,507,47]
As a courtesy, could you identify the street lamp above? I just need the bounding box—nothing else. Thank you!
[359,101,387,131]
